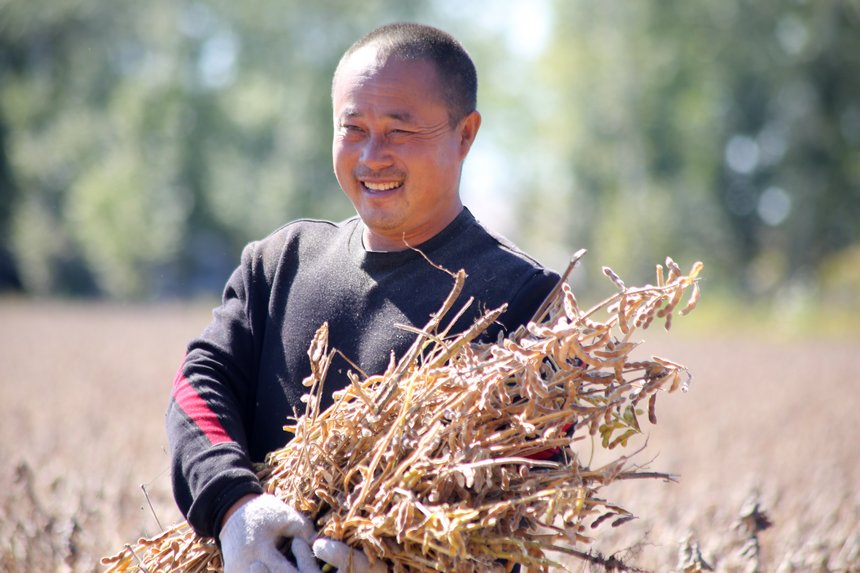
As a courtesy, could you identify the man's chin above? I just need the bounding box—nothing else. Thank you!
[358,210,403,234]
[358,214,410,249]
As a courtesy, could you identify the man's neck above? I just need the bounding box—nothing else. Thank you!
[361,207,465,252]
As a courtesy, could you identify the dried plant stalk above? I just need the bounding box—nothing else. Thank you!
[102,252,704,572]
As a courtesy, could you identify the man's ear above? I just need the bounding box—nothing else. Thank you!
[458,110,482,159]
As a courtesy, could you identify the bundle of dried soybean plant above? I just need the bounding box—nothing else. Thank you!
[103,251,703,573]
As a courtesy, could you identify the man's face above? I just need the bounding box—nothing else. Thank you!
[332,47,480,251]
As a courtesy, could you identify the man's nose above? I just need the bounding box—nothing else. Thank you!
[359,133,393,170]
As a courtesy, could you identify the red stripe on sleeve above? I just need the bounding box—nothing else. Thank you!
[524,423,574,460]
[172,366,233,445]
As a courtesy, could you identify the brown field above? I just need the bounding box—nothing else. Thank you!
[1,299,858,572]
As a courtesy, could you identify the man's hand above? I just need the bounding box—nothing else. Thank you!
[312,538,388,573]
[219,493,317,573]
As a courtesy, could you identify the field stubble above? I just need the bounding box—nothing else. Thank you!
[1,300,858,572]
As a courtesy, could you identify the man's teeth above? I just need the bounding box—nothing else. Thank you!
[363,181,401,191]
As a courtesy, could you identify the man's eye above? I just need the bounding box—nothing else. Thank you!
[339,126,367,140]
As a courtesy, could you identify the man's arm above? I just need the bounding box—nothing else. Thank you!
[166,242,267,538]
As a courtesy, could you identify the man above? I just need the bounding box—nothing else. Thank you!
[167,22,559,572]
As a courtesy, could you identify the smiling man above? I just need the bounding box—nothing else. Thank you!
[167,23,559,573]
[332,40,480,252]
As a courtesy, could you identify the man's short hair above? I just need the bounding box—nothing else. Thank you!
[334,22,478,126]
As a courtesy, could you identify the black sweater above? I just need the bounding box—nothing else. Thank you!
[167,208,559,537]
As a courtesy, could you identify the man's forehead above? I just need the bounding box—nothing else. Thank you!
[334,46,439,92]
[333,44,388,94]
[332,49,444,116]
[341,44,385,75]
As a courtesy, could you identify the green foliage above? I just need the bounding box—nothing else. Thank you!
[67,147,188,298]
[0,0,857,301]
[0,0,424,297]
[599,405,643,450]
[526,0,860,301]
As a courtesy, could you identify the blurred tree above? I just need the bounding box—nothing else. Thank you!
[1,0,108,295]
[0,92,20,290]
[2,0,857,300]
[525,1,726,289]
[0,0,425,298]
[534,0,860,297]
[711,0,860,294]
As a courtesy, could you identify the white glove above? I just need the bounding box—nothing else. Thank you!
[312,538,388,573]
[291,538,323,573]
[219,494,317,573]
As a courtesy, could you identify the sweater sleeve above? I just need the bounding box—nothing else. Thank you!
[166,242,268,538]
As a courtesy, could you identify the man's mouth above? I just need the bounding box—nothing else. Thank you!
[362,180,403,192]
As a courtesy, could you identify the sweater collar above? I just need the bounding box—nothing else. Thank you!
[348,208,475,271]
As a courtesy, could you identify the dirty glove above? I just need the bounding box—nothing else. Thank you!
[219,494,316,573]
[313,538,388,573]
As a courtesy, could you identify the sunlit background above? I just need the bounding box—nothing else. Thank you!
[1,0,858,333]
[2,3,860,571]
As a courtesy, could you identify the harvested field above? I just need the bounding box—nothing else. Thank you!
[1,299,858,572]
